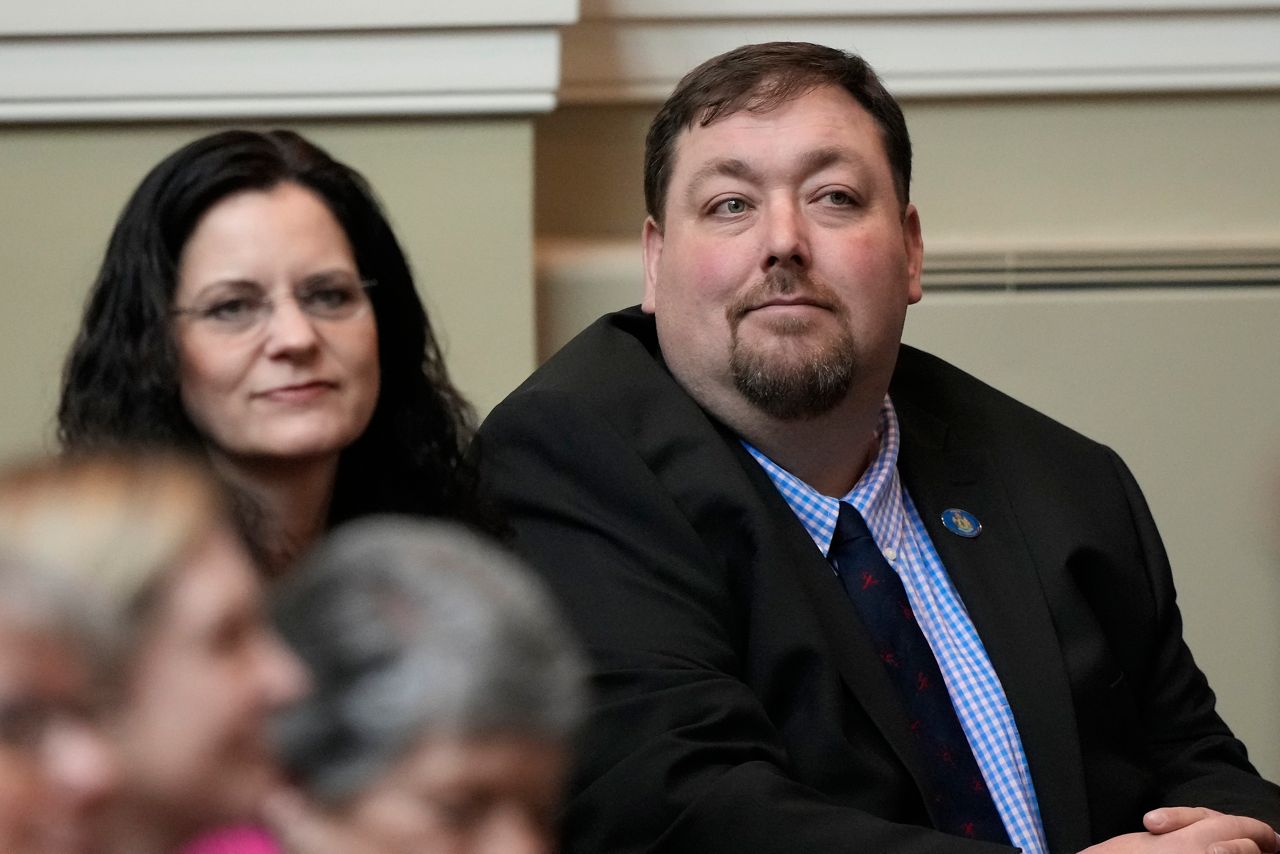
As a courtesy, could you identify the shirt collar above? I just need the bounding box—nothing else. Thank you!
[743,396,905,558]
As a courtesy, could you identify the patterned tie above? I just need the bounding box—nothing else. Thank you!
[829,502,1009,843]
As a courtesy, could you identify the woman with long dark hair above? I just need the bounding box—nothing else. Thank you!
[59,129,481,571]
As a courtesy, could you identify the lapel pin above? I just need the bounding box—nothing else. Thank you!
[941,508,982,539]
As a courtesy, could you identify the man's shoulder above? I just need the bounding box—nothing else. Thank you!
[476,308,761,520]
[480,306,716,450]
[488,308,701,422]
[891,344,1105,454]
[511,305,666,399]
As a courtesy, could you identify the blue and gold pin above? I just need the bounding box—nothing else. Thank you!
[941,508,982,539]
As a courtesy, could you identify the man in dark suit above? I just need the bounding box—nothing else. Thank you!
[476,42,1280,853]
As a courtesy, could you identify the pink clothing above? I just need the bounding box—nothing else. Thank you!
[182,826,280,854]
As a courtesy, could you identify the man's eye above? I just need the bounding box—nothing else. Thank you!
[825,190,855,206]
[715,198,748,216]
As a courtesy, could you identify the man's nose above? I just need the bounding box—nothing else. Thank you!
[762,201,810,272]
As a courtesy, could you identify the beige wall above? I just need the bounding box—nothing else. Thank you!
[536,92,1280,250]
[0,118,535,461]
[534,92,1280,781]
[904,288,1280,785]
[908,93,1280,252]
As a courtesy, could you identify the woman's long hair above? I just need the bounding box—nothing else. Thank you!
[59,130,482,531]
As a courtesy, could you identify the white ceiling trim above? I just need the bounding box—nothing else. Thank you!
[561,7,1280,102]
[580,0,1280,17]
[0,2,576,122]
[8,2,1277,121]
[1,0,579,34]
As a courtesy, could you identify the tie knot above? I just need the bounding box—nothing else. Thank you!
[832,502,875,551]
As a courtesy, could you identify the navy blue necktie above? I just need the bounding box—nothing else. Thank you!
[830,502,1009,844]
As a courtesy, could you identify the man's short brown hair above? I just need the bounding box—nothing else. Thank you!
[643,41,912,225]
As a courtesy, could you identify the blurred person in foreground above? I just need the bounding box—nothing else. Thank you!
[475,41,1280,853]
[265,517,585,854]
[0,548,118,853]
[0,453,308,853]
[59,129,482,575]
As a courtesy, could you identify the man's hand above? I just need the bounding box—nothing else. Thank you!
[1145,808,1278,838]
[1079,807,1280,854]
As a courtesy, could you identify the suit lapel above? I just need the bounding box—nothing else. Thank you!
[895,400,1091,853]
[731,441,951,823]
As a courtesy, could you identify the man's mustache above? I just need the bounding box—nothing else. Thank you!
[726,270,842,324]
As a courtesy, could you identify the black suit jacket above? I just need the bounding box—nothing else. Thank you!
[476,307,1280,853]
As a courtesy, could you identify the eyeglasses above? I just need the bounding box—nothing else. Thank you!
[171,276,376,337]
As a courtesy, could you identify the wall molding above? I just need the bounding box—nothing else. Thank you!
[539,237,1280,293]
[562,2,1280,102]
[9,2,1277,121]
[10,2,1279,121]
[535,235,1280,358]
[0,2,578,122]
[580,0,1280,16]
[3,1,577,35]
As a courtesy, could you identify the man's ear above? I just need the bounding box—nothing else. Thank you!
[641,216,663,314]
[903,203,924,305]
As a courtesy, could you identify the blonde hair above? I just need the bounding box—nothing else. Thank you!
[0,452,230,664]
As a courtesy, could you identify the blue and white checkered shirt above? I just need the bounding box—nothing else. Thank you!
[744,397,1047,854]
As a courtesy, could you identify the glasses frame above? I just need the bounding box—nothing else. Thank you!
[170,278,378,338]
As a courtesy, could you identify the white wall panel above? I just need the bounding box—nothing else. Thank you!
[0,1,578,121]
[582,0,1280,16]
[561,3,1280,101]
[1,0,577,34]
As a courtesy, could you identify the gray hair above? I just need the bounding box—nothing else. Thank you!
[0,546,110,653]
[271,516,586,803]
